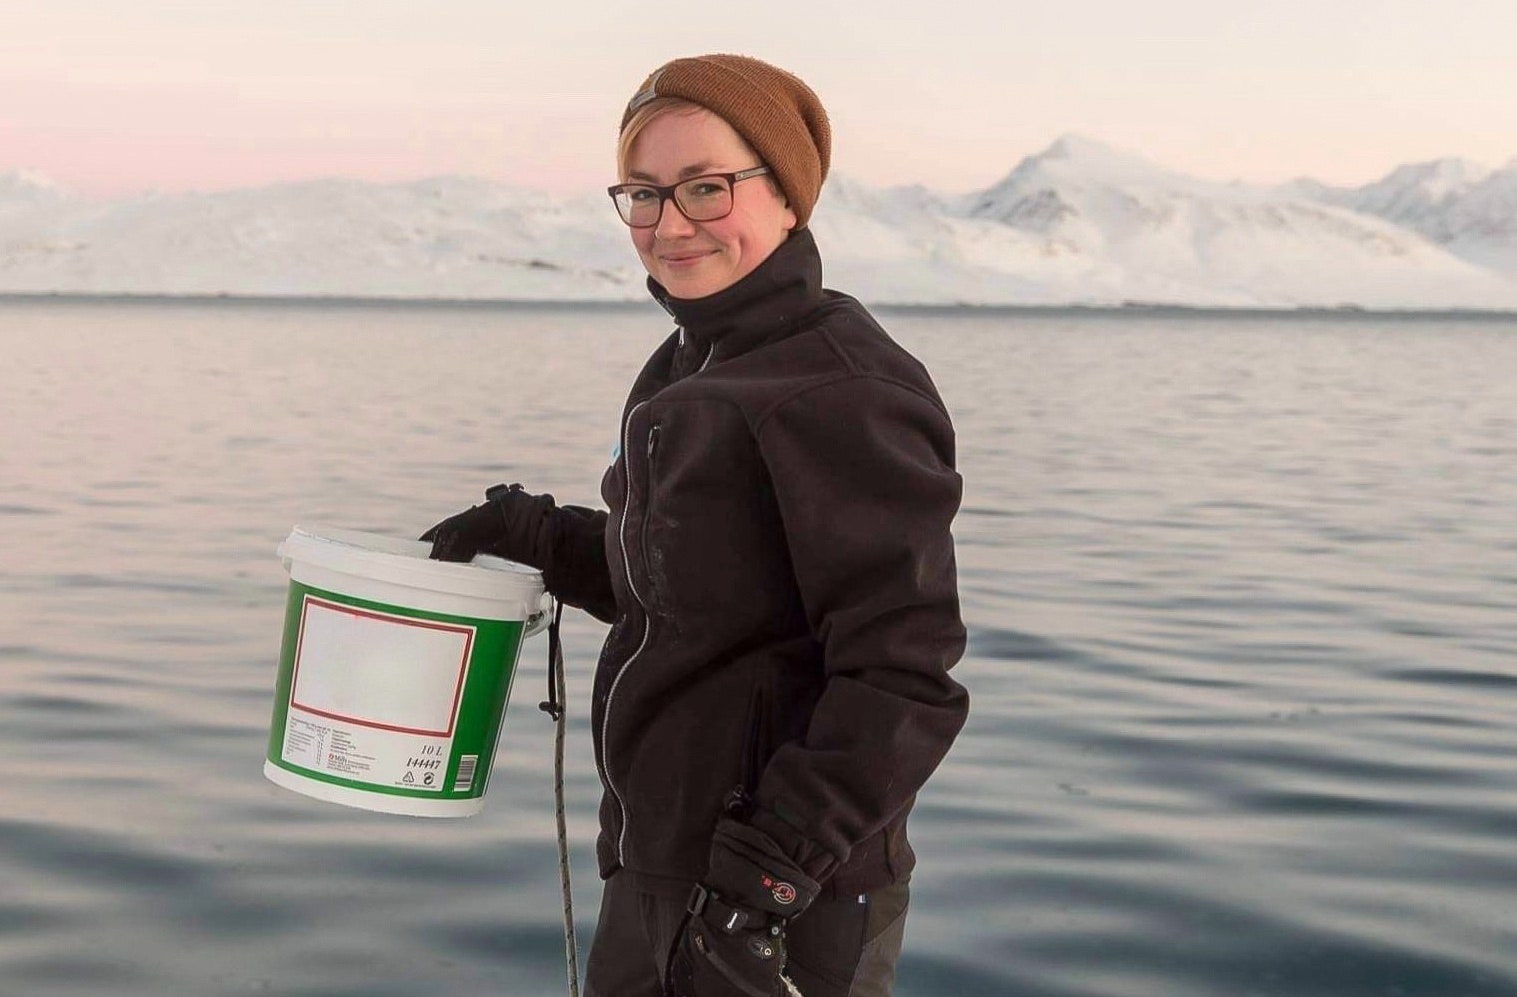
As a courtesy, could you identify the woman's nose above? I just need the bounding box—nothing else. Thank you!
[654,195,698,239]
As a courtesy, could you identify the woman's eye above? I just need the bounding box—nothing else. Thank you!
[685,182,724,198]
[627,188,657,202]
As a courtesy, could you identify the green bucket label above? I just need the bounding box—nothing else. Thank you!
[267,582,525,802]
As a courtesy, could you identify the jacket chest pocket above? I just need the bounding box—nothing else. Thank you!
[741,677,772,791]
[636,421,669,615]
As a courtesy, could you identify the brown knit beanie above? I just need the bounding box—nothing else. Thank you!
[619,54,831,228]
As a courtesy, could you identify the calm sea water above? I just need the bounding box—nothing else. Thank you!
[2,298,1516,997]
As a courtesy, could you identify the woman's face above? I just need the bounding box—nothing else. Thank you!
[624,107,797,300]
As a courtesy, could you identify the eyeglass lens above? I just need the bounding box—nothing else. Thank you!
[615,176,734,227]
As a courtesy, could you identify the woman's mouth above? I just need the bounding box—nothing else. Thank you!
[660,250,716,268]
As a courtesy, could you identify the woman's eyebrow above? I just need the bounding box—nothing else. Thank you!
[626,161,722,182]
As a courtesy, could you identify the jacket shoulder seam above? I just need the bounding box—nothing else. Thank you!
[814,318,861,374]
[752,371,950,438]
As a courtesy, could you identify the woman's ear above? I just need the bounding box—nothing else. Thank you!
[768,178,797,231]
[776,190,797,232]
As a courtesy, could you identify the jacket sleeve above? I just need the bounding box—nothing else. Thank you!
[749,373,969,883]
[499,497,616,624]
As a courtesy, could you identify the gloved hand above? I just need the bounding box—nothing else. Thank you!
[418,483,554,564]
[665,819,820,997]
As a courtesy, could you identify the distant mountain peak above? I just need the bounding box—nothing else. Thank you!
[1375,157,1491,200]
[0,168,67,201]
[995,133,1195,194]
[1042,132,1140,163]
[1025,133,1173,178]
[967,133,1208,231]
[1277,176,1343,200]
[1282,154,1517,261]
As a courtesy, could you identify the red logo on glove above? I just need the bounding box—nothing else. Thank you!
[760,874,798,906]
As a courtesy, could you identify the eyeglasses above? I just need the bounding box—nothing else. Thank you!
[607,166,772,228]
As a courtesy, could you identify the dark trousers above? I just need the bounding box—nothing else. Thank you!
[584,873,910,997]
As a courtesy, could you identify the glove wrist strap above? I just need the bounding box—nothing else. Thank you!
[688,884,774,934]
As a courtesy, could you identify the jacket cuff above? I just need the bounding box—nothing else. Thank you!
[744,798,842,884]
[704,818,821,920]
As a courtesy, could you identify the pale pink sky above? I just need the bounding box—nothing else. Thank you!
[4,0,1514,199]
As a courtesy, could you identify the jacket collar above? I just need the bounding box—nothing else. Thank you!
[647,227,824,362]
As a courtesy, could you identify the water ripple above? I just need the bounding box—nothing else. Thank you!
[1386,668,1517,690]
[6,304,1517,996]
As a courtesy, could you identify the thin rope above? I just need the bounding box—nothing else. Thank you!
[539,599,579,997]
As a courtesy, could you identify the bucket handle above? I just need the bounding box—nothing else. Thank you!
[523,606,550,638]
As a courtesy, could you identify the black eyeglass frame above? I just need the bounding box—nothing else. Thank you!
[606,166,773,228]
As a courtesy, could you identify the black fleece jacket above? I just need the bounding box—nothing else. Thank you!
[533,227,968,900]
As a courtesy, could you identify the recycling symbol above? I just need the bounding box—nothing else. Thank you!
[403,771,415,784]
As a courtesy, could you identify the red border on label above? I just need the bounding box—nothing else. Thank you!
[289,594,475,737]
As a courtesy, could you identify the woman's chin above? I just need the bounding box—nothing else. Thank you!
[659,269,730,300]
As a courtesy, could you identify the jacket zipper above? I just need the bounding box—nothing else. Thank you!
[599,337,715,867]
[601,398,651,865]
[639,424,661,604]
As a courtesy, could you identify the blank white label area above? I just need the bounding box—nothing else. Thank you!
[291,597,474,736]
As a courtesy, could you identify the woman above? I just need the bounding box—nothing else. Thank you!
[422,54,968,997]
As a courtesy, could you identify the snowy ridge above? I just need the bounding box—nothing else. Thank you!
[0,175,642,300]
[815,136,1517,308]
[1283,157,1517,276]
[3,136,1516,309]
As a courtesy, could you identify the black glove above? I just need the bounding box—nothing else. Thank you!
[665,819,820,997]
[418,483,554,564]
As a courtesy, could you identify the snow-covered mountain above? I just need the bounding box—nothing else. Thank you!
[814,135,1517,308]
[0,172,641,299]
[3,138,1515,309]
[1285,157,1517,275]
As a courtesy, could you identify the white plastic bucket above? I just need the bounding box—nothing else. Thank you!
[264,525,546,817]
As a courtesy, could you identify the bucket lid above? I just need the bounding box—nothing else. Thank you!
[278,525,545,607]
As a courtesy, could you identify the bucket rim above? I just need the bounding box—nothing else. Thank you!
[279,524,545,607]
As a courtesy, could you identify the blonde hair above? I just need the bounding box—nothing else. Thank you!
[615,97,783,200]
[617,98,704,180]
